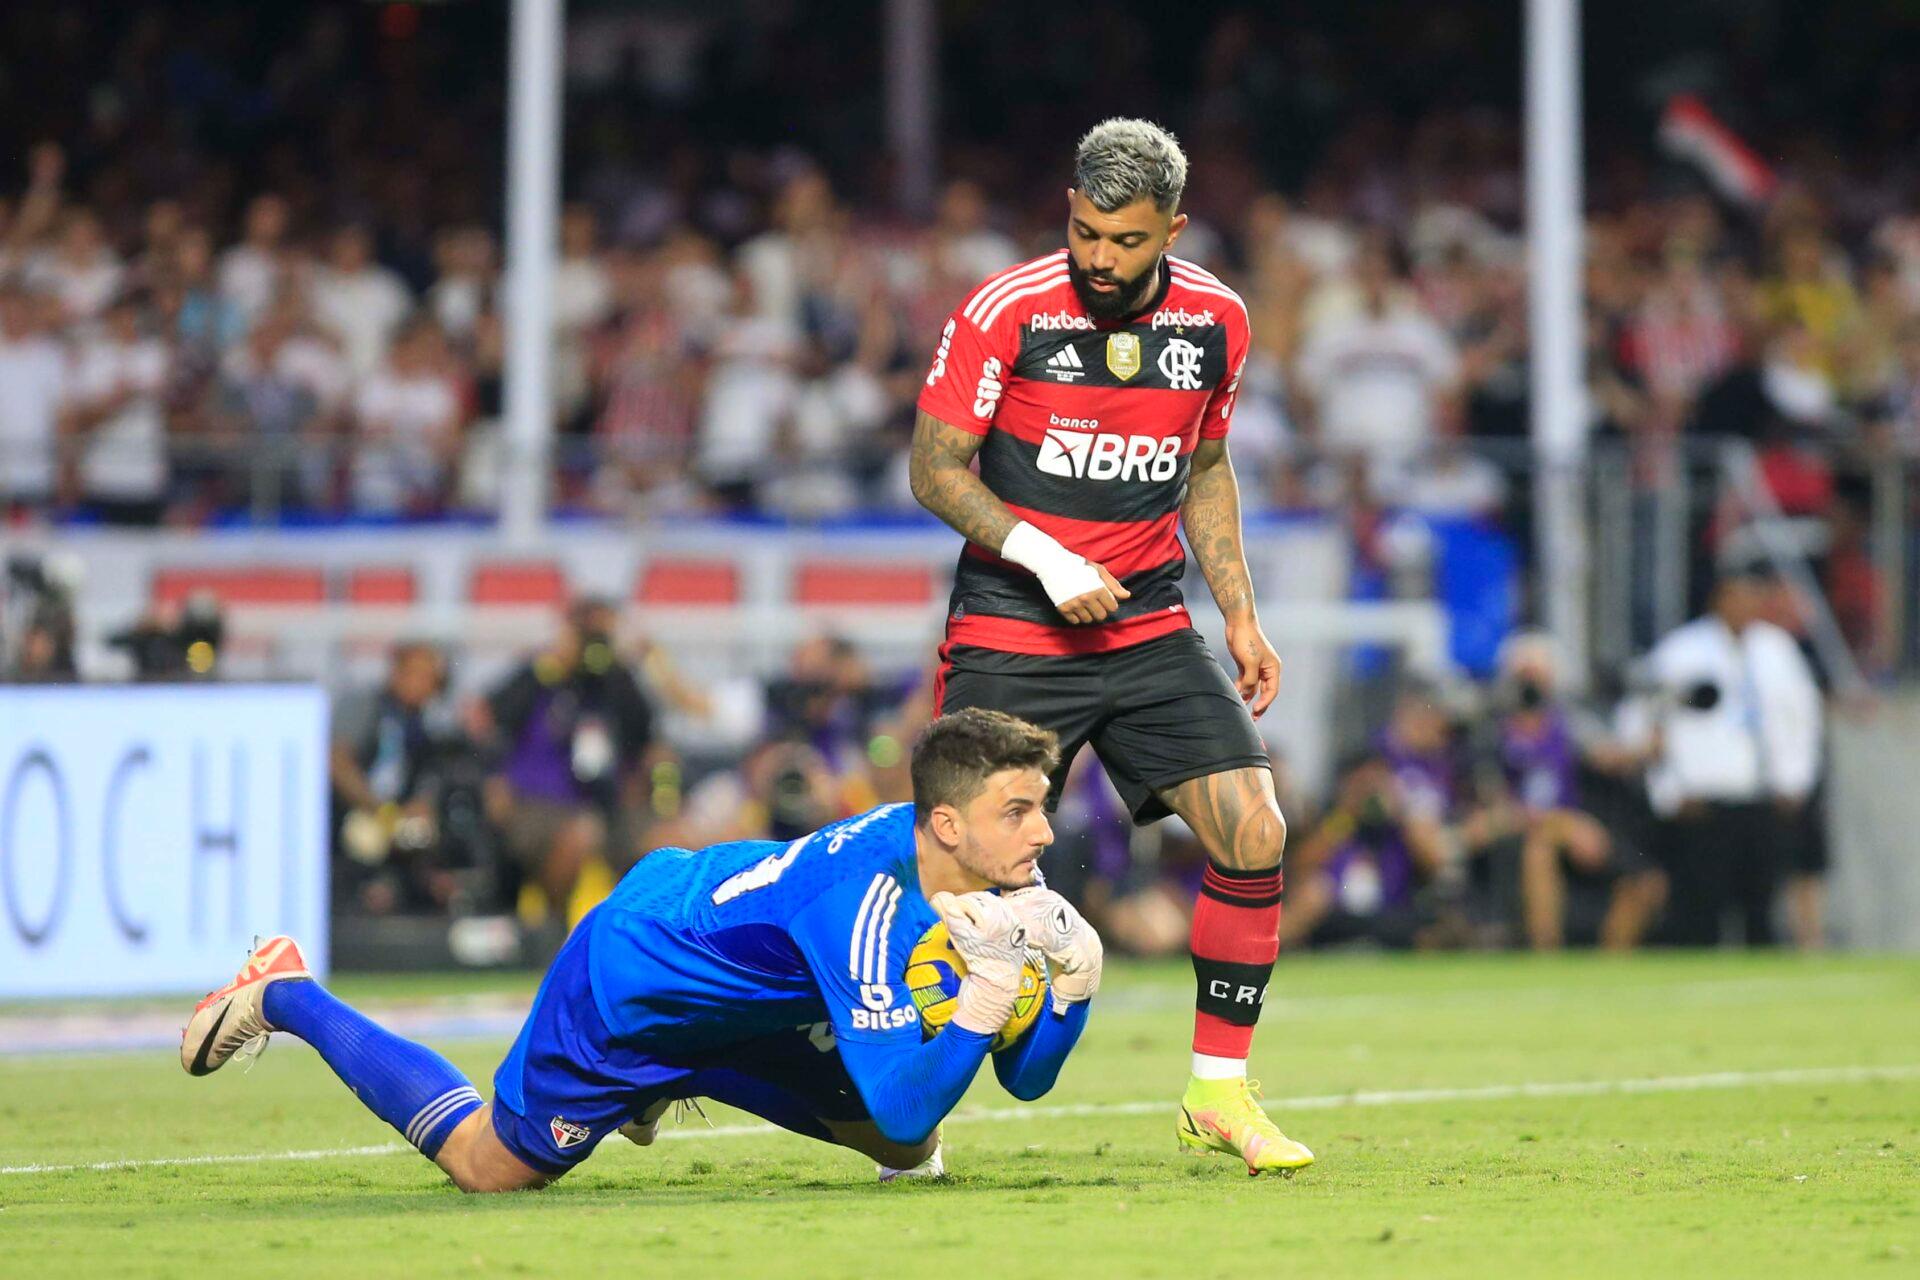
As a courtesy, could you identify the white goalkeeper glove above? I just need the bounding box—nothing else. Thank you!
[928,891,1029,1037]
[1000,521,1106,610]
[1004,887,1103,1013]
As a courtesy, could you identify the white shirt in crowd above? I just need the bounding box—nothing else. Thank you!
[311,266,413,379]
[350,366,461,511]
[1296,305,1459,460]
[1633,616,1823,816]
[26,250,124,323]
[71,337,170,500]
[0,333,69,497]
[218,244,283,324]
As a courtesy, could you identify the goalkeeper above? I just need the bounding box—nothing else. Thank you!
[182,709,1102,1191]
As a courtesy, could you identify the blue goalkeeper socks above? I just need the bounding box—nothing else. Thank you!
[263,978,482,1159]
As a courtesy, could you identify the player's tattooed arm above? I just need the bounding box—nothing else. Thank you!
[908,409,1019,551]
[1183,438,1282,716]
[1181,438,1256,621]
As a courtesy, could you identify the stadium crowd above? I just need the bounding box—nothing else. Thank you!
[0,3,1914,672]
[0,3,1879,951]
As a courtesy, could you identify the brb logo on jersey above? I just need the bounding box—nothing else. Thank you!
[1036,412,1181,482]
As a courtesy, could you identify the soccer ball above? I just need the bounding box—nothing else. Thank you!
[905,919,1047,1052]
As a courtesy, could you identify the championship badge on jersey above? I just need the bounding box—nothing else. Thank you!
[1105,331,1142,381]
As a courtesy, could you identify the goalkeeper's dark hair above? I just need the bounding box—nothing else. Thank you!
[911,709,1060,824]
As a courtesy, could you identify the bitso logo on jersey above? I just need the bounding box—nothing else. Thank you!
[1105,331,1142,380]
[906,920,1046,1052]
[550,1117,592,1150]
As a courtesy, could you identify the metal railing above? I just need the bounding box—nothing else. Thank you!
[5,430,1915,684]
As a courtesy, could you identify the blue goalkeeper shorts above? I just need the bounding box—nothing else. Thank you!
[490,913,870,1175]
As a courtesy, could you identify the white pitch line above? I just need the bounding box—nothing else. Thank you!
[6,1062,1916,1178]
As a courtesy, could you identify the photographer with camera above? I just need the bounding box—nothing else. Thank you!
[1462,634,1667,952]
[1283,688,1456,950]
[1634,563,1823,947]
[468,597,657,921]
[106,593,225,679]
[331,641,480,915]
[3,555,79,682]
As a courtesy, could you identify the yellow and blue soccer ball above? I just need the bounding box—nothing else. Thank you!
[905,919,1047,1052]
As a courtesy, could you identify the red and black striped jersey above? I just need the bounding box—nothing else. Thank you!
[917,250,1250,655]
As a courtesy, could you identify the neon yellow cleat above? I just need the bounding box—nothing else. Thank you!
[1177,1078,1315,1177]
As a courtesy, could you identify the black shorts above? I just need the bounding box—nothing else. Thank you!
[933,628,1270,824]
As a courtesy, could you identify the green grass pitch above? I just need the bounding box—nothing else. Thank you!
[3,952,1917,1278]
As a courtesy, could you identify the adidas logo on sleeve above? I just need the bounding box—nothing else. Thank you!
[1044,344,1085,382]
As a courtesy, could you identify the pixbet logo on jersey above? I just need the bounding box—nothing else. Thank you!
[1029,310,1094,332]
[1035,418,1181,482]
[1150,307,1216,330]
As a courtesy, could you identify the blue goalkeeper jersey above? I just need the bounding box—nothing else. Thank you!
[587,802,936,1052]
[582,801,1089,1144]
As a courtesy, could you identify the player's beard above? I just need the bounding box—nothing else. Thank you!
[1068,252,1160,322]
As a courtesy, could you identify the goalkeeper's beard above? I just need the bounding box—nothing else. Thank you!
[954,830,1044,891]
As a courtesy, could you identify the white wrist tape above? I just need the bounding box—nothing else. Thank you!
[1000,521,1103,607]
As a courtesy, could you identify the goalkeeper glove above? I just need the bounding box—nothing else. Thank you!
[928,890,1029,1036]
[1004,887,1104,1013]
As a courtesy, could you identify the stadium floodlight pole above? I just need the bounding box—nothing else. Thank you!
[1526,0,1590,684]
[501,0,565,545]
[886,0,937,217]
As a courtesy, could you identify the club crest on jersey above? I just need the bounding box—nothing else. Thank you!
[1106,332,1142,381]
[550,1117,592,1149]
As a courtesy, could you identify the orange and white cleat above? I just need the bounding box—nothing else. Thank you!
[180,935,311,1076]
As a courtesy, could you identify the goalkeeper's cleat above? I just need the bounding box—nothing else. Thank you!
[180,935,310,1076]
[1176,1078,1315,1177]
[878,1138,945,1183]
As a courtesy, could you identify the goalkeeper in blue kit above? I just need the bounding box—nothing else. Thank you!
[182,709,1103,1190]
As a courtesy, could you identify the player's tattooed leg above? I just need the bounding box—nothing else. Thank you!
[1160,765,1286,872]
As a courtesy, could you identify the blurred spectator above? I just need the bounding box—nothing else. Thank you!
[1295,235,1460,477]
[211,298,349,508]
[427,225,497,346]
[311,225,413,380]
[25,209,122,325]
[218,194,293,326]
[167,226,246,360]
[349,318,464,514]
[553,204,613,427]
[0,283,68,512]
[470,598,657,918]
[1757,223,1860,386]
[1631,564,1823,946]
[68,291,171,524]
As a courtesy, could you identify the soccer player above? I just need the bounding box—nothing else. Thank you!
[909,118,1312,1175]
[182,709,1102,1191]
